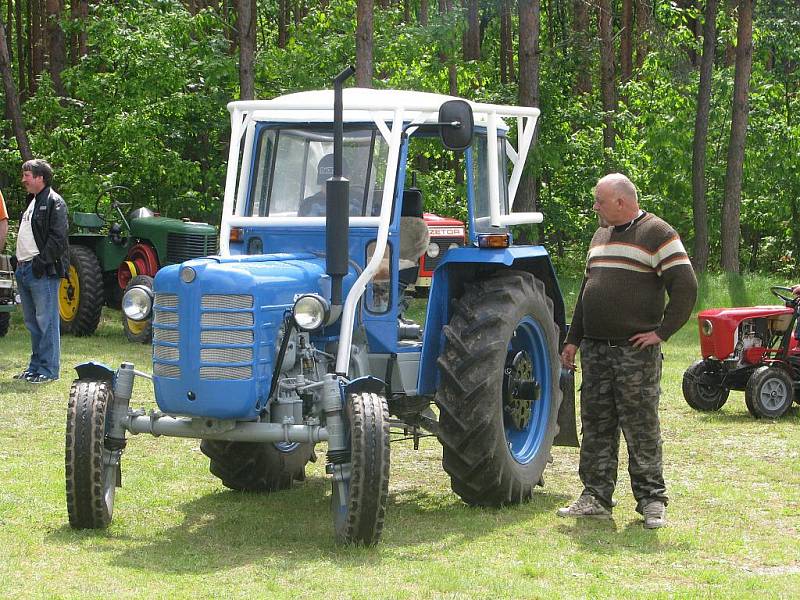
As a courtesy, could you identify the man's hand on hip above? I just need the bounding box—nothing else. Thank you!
[560,343,578,370]
[629,331,662,349]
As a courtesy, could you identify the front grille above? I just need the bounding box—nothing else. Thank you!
[201,312,253,327]
[154,309,179,326]
[202,294,253,310]
[155,345,180,361]
[154,363,181,378]
[154,328,180,344]
[153,292,180,377]
[166,233,216,265]
[425,236,463,271]
[200,293,255,381]
[200,366,252,380]
[201,329,253,345]
[200,347,253,363]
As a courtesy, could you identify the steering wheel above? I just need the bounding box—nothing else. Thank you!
[94,185,134,225]
[770,286,797,305]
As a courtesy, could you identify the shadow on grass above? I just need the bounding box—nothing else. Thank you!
[556,516,692,555]
[48,475,571,574]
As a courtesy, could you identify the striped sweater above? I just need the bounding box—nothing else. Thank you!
[565,212,697,345]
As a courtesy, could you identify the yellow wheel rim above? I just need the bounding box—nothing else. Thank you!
[59,265,80,322]
[126,317,147,336]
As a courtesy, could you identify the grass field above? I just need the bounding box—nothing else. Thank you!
[0,273,798,599]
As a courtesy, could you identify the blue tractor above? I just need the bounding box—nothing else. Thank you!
[65,69,578,545]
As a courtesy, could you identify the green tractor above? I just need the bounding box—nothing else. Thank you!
[61,188,217,342]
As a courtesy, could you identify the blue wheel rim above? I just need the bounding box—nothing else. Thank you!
[504,316,552,464]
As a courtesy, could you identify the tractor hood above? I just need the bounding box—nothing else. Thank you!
[698,305,795,360]
[151,252,352,420]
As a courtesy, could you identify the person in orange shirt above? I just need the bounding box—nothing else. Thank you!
[0,190,8,252]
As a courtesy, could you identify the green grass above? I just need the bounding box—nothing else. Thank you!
[1,287,799,599]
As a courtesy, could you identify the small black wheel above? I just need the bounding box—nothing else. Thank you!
[122,274,154,344]
[435,270,562,507]
[682,360,729,411]
[59,245,104,336]
[331,391,390,546]
[0,312,9,337]
[66,380,122,529]
[745,366,795,419]
[200,439,314,492]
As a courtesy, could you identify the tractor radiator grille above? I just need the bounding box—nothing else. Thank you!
[200,366,252,380]
[424,236,463,271]
[154,363,181,378]
[153,293,180,377]
[165,233,216,265]
[200,294,255,381]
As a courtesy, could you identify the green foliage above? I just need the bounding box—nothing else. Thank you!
[0,0,797,272]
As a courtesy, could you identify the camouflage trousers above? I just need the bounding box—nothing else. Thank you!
[578,339,667,513]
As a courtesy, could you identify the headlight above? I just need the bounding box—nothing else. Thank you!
[701,319,713,336]
[426,242,441,258]
[293,294,329,331]
[180,266,196,283]
[122,285,154,321]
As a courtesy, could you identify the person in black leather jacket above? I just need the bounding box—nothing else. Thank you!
[12,159,69,383]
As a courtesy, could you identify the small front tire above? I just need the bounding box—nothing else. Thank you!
[745,366,794,419]
[682,360,729,411]
[65,380,121,529]
[331,392,390,546]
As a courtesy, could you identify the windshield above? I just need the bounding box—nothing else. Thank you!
[247,125,389,218]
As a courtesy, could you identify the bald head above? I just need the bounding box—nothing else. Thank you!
[593,173,640,227]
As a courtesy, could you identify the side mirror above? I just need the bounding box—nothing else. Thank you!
[439,100,474,152]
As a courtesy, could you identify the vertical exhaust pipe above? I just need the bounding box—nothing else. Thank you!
[326,65,356,307]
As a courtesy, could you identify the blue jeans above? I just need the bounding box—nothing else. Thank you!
[16,261,61,379]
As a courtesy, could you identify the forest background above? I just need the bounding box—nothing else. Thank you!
[0,0,797,276]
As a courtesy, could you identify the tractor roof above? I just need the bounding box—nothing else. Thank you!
[227,88,538,129]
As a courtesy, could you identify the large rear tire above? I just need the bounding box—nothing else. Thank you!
[745,366,794,419]
[122,274,154,344]
[682,360,729,411]
[435,270,562,506]
[331,392,390,546]
[65,380,121,529]
[60,245,103,336]
[200,439,314,492]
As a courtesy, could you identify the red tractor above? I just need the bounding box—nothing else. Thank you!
[682,286,800,419]
[414,212,466,295]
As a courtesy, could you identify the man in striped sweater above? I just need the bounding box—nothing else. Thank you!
[558,173,697,529]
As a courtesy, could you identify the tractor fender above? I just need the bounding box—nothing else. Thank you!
[417,245,576,445]
[74,361,116,383]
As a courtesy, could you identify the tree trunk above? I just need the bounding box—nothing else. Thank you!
[720,0,753,273]
[573,0,591,93]
[419,0,428,25]
[620,0,633,83]
[516,0,540,227]
[690,0,718,272]
[599,0,617,154]
[464,0,479,60]
[15,0,26,96]
[356,0,373,87]
[278,0,288,48]
[45,0,67,96]
[0,15,33,160]
[635,0,651,68]
[70,0,88,63]
[236,0,256,100]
